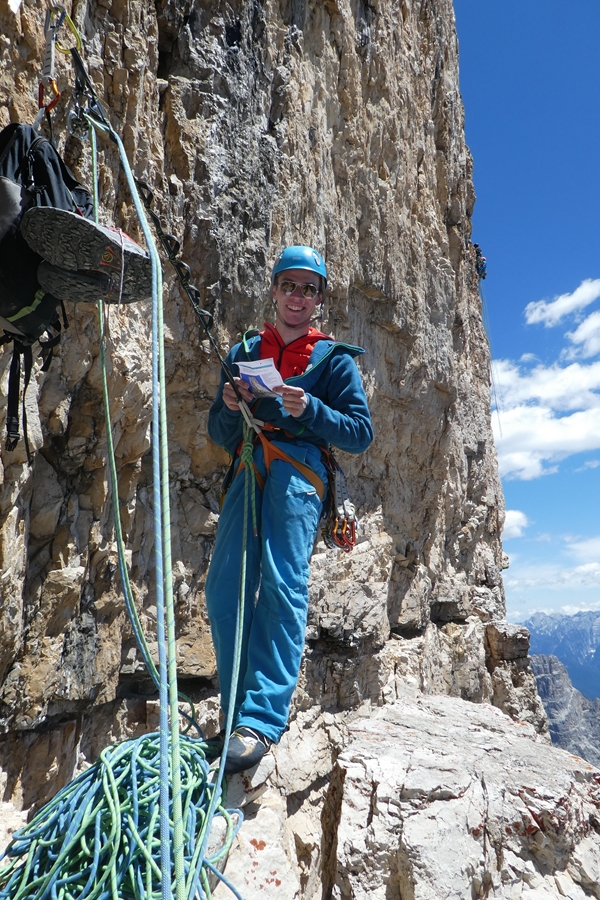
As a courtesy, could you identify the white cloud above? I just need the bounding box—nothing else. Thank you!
[493,358,600,412]
[492,278,600,479]
[560,600,600,615]
[524,278,600,327]
[492,346,600,479]
[509,599,600,622]
[493,404,600,480]
[575,460,600,472]
[8,0,22,11]
[504,537,600,600]
[567,310,600,358]
[503,509,529,540]
[566,536,600,564]
[504,561,600,591]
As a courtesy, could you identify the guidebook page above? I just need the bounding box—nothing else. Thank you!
[237,358,284,398]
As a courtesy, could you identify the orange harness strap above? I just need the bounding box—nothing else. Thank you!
[237,430,325,501]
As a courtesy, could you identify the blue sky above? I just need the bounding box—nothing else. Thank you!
[453,0,600,621]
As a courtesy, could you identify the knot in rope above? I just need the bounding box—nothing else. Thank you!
[240,422,259,537]
[239,427,255,471]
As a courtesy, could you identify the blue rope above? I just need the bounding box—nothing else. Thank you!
[84,115,249,898]
[89,123,173,900]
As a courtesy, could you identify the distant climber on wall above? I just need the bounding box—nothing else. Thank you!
[204,246,373,775]
[474,243,487,280]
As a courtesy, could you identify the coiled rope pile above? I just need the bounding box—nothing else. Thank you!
[0,734,241,900]
[0,31,253,900]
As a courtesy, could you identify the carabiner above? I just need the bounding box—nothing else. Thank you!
[38,79,61,112]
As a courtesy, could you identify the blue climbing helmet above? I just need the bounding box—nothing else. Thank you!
[271,245,327,290]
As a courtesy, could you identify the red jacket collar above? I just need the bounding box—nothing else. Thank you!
[259,322,331,379]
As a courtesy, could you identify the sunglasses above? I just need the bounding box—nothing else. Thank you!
[278,279,320,299]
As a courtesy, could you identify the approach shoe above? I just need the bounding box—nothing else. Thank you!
[21,207,152,303]
[224,726,272,776]
[37,260,149,305]
[201,729,226,762]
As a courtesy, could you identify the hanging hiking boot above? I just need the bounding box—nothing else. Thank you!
[21,207,153,303]
[36,260,149,305]
[224,726,273,776]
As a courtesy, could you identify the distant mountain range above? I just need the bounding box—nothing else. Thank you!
[525,610,600,700]
[530,654,600,768]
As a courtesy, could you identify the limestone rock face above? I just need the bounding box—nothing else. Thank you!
[222,691,600,900]
[0,0,568,895]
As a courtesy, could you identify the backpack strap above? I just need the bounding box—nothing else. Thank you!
[0,125,20,170]
[5,340,33,463]
[22,136,49,196]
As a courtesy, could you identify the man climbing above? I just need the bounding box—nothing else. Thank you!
[474,243,487,280]
[205,246,373,775]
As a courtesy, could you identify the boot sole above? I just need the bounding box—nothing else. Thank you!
[37,261,146,305]
[22,207,153,300]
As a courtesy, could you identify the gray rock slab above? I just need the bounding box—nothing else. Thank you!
[218,694,600,900]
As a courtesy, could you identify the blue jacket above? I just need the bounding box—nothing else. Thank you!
[208,330,373,457]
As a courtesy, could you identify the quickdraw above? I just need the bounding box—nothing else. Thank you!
[321,451,358,552]
[34,6,83,133]
[40,8,64,113]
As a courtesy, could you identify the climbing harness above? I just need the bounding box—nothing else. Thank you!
[321,451,358,551]
[236,426,326,501]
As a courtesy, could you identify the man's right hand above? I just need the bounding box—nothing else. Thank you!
[223,377,254,411]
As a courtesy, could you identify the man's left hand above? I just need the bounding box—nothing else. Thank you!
[275,385,308,417]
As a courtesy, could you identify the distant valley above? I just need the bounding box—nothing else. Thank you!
[525,610,600,699]
[530,654,600,768]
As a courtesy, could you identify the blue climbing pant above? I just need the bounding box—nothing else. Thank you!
[205,439,327,744]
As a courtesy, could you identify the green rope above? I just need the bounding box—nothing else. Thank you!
[238,424,259,537]
[89,119,158,692]
[193,425,257,886]
[0,115,250,900]
[84,114,188,900]
[0,54,265,893]
[0,733,241,900]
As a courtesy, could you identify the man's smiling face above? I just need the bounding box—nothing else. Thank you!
[273,267,322,331]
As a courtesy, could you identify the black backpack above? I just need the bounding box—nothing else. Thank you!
[0,122,94,456]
